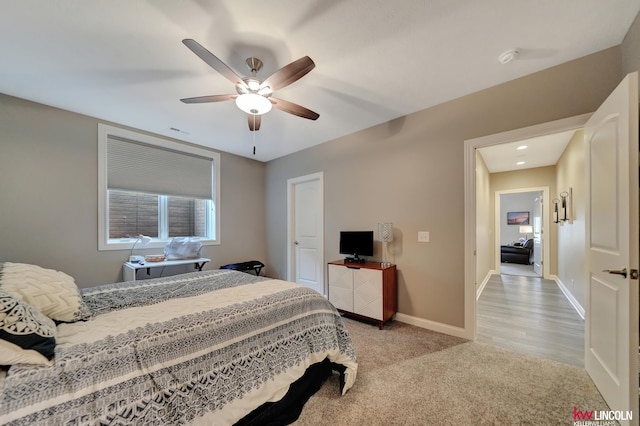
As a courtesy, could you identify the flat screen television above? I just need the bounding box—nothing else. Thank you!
[339,231,374,262]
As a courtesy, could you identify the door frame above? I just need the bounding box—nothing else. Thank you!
[464,113,592,340]
[494,188,549,278]
[286,171,325,293]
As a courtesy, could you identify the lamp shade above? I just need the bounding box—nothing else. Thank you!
[519,225,533,234]
[130,234,152,259]
[235,93,272,115]
[138,235,152,246]
[378,222,393,243]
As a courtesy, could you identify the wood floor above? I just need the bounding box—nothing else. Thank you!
[477,273,584,367]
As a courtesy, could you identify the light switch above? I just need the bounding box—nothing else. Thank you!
[418,231,430,242]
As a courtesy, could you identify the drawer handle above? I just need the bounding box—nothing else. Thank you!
[346,266,361,270]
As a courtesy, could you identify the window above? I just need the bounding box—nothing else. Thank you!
[98,124,220,250]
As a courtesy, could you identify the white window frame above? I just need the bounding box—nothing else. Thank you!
[98,123,221,251]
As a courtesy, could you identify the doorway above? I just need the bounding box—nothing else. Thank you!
[496,189,545,278]
[464,114,590,338]
[286,172,325,295]
[464,114,590,368]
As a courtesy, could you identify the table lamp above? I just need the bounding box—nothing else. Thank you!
[378,222,393,266]
[519,225,533,240]
[129,234,152,263]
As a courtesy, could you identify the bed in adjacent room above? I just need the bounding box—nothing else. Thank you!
[0,263,357,425]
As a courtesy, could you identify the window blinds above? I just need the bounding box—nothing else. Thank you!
[107,136,213,200]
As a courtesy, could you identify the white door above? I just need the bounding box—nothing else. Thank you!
[287,172,324,295]
[585,72,638,424]
[532,195,543,276]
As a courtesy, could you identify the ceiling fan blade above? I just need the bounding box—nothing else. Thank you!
[270,97,319,120]
[180,94,236,104]
[261,56,315,92]
[248,114,261,131]
[182,39,246,87]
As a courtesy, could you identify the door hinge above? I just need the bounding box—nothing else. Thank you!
[631,269,639,280]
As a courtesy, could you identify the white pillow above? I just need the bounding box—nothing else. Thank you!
[0,263,92,323]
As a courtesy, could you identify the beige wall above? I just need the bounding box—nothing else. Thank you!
[555,130,587,306]
[622,11,640,76]
[475,152,492,287]
[0,94,267,287]
[265,47,622,328]
[490,167,557,275]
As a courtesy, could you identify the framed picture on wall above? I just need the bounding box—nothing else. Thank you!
[507,211,529,225]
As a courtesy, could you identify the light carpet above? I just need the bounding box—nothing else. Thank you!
[294,318,609,425]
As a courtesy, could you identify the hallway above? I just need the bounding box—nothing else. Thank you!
[477,273,584,367]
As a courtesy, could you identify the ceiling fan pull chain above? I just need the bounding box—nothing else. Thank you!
[253,115,256,155]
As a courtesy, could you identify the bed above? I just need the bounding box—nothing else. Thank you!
[0,263,357,425]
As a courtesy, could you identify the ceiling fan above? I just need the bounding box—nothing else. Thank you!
[180,39,319,132]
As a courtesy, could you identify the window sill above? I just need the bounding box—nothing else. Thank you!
[99,238,219,251]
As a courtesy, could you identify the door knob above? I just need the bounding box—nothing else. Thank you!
[294,241,299,245]
[603,267,627,278]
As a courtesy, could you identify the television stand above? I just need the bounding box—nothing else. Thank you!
[328,260,397,329]
[344,256,365,264]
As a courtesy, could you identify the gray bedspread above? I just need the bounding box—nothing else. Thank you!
[0,270,357,425]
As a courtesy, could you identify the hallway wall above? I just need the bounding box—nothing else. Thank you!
[555,130,587,307]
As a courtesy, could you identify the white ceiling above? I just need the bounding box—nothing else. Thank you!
[1,1,638,162]
[478,130,577,173]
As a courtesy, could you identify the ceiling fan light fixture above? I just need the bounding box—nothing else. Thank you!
[257,85,272,96]
[236,93,272,115]
[246,79,261,91]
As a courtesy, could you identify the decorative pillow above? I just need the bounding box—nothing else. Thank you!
[0,340,53,366]
[0,291,56,364]
[0,263,92,322]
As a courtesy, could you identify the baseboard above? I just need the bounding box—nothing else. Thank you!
[553,276,585,319]
[395,313,470,339]
[476,270,496,300]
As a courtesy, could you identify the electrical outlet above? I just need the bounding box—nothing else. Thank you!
[418,231,430,242]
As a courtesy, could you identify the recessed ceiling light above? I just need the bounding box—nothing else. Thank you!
[517,145,528,150]
[498,48,520,64]
[517,161,526,165]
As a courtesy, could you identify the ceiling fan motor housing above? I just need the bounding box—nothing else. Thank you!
[246,57,263,73]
